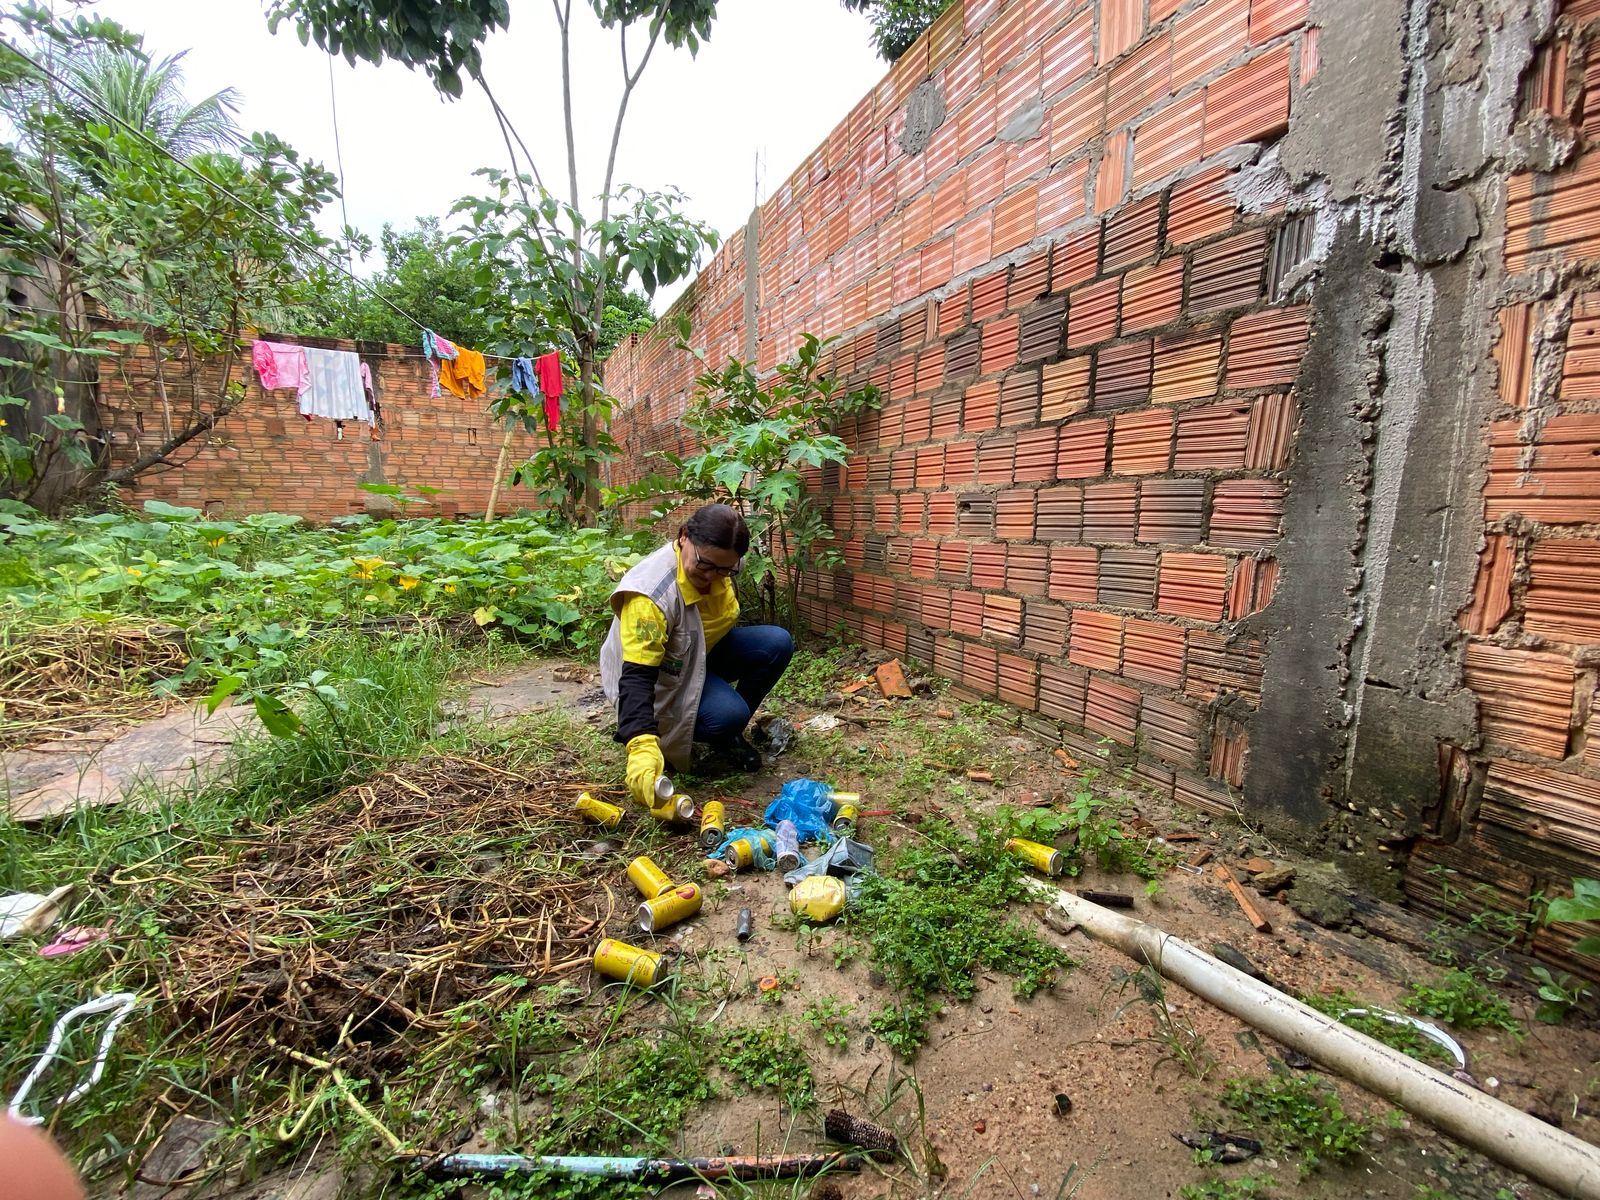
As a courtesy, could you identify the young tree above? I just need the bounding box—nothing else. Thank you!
[267,0,720,521]
[0,8,349,510]
[840,0,953,62]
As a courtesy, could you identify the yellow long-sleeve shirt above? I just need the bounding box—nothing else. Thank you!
[618,544,738,666]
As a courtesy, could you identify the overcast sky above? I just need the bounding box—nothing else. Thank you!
[78,0,890,312]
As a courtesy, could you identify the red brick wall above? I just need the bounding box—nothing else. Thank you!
[1415,4,1600,975]
[101,332,545,522]
[610,0,1313,808]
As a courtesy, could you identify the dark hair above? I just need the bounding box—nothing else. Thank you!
[681,503,750,556]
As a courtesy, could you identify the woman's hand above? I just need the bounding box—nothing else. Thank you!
[625,733,664,809]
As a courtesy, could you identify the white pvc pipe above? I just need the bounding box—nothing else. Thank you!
[1034,883,1600,1200]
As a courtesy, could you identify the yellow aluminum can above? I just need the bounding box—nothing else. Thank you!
[626,855,674,899]
[1006,836,1066,877]
[574,792,624,829]
[637,882,703,933]
[592,937,662,987]
[699,800,726,850]
[721,833,773,872]
[831,803,860,835]
[829,790,862,804]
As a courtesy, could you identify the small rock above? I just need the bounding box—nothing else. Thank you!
[1212,943,1260,977]
[1242,857,1276,876]
[973,1120,986,1134]
[1252,865,1297,892]
[865,1035,875,1050]
[982,1082,993,1092]
[704,858,732,879]
[980,1003,993,1013]
[1053,1093,1073,1116]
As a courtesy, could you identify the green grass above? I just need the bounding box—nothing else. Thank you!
[1179,1176,1278,1200]
[716,1023,815,1110]
[767,642,851,705]
[1221,1074,1369,1177]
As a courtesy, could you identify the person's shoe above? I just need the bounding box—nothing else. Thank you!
[727,733,763,772]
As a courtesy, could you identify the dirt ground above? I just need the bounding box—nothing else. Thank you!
[558,655,1600,1200]
[77,650,1600,1200]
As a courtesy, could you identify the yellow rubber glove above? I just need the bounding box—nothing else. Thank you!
[625,733,665,811]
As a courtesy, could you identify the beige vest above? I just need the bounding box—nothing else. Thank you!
[600,542,707,771]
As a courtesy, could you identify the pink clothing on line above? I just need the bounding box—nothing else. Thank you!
[252,340,311,393]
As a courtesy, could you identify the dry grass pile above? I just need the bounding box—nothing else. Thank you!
[0,620,189,749]
[125,747,619,1080]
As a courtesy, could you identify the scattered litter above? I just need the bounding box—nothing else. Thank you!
[874,659,914,699]
[39,926,111,958]
[1078,890,1134,909]
[424,1150,864,1183]
[1340,1007,1467,1071]
[573,793,624,828]
[830,796,860,834]
[782,837,876,898]
[736,908,753,942]
[802,714,842,734]
[842,679,873,695]
[1184,846,1215,869]
[627,855,674,899]
[8,991,138,1124]
[763,779,841,845]
[823,1107,900,1156]
[1216,865,1273,933]
[1053,1093,1073,1116]
[0,884,74,939]
[790,876,847,922]
[965,769,994,783]
[592,938,663,986]
[757,974,782,993]
[934,707,955,719]
[1282,1048,1314,1069]
[774,820,803,871]
[1164,831,1202,843]
[753,715,795,756]
[638,884,703,933]
[1052,748,1079,769]
[709,828,776,871]
[1174,1131,1262,1163]
[1006,837,1065,877]
[699,801,727,850]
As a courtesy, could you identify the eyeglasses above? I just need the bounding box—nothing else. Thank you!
[687,541,741,578]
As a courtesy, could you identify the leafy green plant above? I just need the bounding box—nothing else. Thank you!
[1403,970,1523,1036]
[607,332,880,626]
[716,1024,814,1109]
[1178,1176,1278,1200]
[1546,877,1600,956]
[1299,990,1456,1067]
[847,818,1072,1056]
[801,996,853,1049]
[1221,1074,1368,1177]
[1530,966,1590,1025]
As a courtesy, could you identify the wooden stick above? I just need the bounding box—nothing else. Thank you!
[1216,865,1272,933]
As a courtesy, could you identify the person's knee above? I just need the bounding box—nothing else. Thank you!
[763,627,795,667]
[699,692,752,740]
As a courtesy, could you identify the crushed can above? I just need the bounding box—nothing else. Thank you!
[574,792,624,829]
[831,802,860,835]
[592,937,662,986]
[790,875,847,922]
[1006,836,1066,877]
[699,800,726,850]
[638,883,703,933]
[626,855,674,899]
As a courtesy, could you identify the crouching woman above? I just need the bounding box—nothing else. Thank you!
[600,504,795,811]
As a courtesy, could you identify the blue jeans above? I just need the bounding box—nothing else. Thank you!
[694,625,794,744]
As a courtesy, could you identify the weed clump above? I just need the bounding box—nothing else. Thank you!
[847,818,1072,1056]
[1403,970,1523,1036]
[1221,1074,1369,1177]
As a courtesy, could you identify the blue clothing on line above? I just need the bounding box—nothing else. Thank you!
[509,356,540,396]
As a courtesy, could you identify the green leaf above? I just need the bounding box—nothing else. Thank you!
[252,693,303,738]
[143,500,201,519]
[205,674,244,714]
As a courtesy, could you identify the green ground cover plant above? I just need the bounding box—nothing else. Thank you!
[0,502,649,698]
[1402,970,1523,1037]
[1220,1074,1369,1177]
[1298,990,1457,1067]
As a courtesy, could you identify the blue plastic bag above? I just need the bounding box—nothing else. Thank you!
[763,778,838,845]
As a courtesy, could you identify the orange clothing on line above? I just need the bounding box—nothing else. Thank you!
[438,348,487,399]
